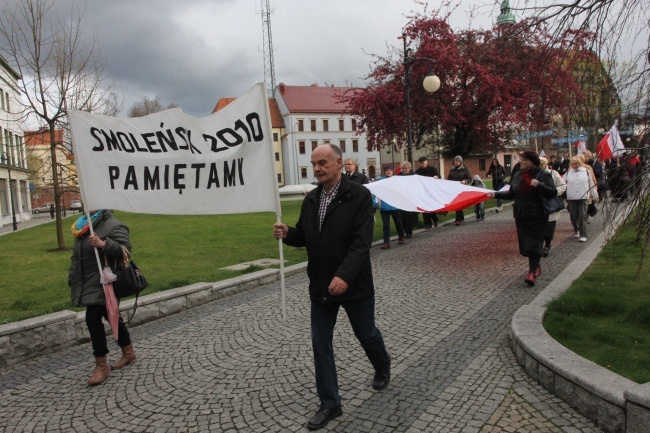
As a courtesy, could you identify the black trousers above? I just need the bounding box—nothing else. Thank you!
[86,305,131,357]
[422,212,439,227]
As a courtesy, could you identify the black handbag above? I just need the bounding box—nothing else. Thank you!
[588,202,598,217]
[540,195,565,215]
[111,245,148,299]
[536,171,565,215]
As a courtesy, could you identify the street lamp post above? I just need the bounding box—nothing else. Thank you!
[403,33,441,165]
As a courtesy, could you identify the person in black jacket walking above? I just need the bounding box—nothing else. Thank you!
[490,150,557,286]
[447,155,472,225]
[415,156,440,228]
[273,144,391,430]
[486,158,506,212]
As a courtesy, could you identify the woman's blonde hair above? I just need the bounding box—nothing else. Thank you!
[570,155,583,167]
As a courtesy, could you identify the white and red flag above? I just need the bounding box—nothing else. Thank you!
[365,175,491,213]
[573,140,587,154]
[596,124,626,161]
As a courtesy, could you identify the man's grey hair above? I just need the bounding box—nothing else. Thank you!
[323,143,343,160]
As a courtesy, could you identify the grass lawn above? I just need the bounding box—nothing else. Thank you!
[1,197,496,324]
[543,226,650,383]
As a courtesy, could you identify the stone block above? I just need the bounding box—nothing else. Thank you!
[573,385,598,420]
[129,305,160,326]
[524,352,539,381]
[186,289,213,308]
[538,363,555,393]
[158,297,187,317]
[0,335,11,365]
[597,399,624,433]
[626,402,650,433]
[512,339,525,367]
[555,375,575,402]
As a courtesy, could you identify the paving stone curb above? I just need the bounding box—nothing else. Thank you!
[0,263,307,367]
[510,211,649,433]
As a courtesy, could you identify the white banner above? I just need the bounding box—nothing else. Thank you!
[69,83,278,215]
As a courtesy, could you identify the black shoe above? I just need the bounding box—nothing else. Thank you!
[372,368,390,390]
[542,246,550,257]
[433,221,438,228]
[306,406,342,430]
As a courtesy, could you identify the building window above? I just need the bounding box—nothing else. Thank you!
[273,132,279,142]
[352,139,359,152]
[297,119,304,131]
[20,180,28,211]
[5,93,9,112]
[339,139,346,152]
[479,159,486,171]
[299,140,306,154]
[300,167,308,179]
[0,88,4,110]
[351,119,357,130]
[275,152,280,161]
[339,119,345,131]
[311,140,318,151]
[310,119,316,131]
[322,119,329,131]
[0,179,7,216]
[277,173,282,183]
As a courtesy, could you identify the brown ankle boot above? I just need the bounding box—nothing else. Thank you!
[88,356,109,385]
[111,344,136,370]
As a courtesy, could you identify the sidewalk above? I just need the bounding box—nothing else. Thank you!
[0,207,607,432]
[0,211,83,236]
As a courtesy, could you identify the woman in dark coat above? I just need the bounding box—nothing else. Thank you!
[486,158,506,212]
[490,150,557,286]
[447,155,472,225]
[69,209,136,385]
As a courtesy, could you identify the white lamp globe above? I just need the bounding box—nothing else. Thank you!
[423,74,441,93]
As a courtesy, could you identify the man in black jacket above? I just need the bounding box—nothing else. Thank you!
[415,156,440,228]
[273,144,391,430]
[344,158,369,184]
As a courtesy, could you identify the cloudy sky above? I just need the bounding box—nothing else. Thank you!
[8,0,503,118]
[3,0,646,119]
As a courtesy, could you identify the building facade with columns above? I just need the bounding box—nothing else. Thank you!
[0,54,32,227]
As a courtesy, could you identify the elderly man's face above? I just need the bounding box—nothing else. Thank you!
[344,161,355,174]
[311,146,342,189]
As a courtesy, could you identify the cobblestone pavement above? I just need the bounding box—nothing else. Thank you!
[0,207,603,432]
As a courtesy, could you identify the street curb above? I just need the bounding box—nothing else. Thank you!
[510,208,650,433]
[0,263,307,368]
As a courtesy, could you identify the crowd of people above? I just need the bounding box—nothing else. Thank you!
[349,146,643,289]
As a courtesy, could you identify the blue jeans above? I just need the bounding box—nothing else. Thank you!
[311,298,391,409]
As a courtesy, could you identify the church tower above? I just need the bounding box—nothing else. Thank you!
[497,0,516,26]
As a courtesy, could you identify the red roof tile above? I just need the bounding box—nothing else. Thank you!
[212,97,285,128]
[24,128,64,146]
[277,83,350,113]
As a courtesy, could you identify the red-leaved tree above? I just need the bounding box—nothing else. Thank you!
[343,13,591,158]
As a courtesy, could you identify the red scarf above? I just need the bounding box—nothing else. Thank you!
[519,169,535,196]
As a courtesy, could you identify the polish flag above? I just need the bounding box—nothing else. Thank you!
[596,124,626,161]
[365,175,490,213]
[574,140,587,154]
